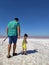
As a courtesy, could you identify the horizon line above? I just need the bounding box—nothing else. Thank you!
[0,36,49,39]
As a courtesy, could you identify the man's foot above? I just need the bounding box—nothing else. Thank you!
[13,53,17,56]
[7,55,11,58]
[22,52,24,55]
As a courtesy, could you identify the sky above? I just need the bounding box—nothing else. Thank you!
[0,0,49,36]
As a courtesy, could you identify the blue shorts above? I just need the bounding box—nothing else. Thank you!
[8,35,18,44]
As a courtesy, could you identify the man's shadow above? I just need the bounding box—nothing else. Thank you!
[18,49,38,55]
[11,49,38,58]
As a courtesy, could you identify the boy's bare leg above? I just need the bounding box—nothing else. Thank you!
[22,48,27,55]
[24,50,26,54]
[22,48,24,54]
[24,49,27,55]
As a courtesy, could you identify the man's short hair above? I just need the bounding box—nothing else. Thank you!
[14,18,19,21]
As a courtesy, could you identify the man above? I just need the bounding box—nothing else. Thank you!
[6,18,20,58]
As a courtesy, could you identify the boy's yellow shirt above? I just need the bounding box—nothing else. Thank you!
[22,39,27,49]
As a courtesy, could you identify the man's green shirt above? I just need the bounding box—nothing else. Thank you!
[7,20,20,36]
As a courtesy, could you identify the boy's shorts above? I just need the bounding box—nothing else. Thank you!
[8,35,18,44]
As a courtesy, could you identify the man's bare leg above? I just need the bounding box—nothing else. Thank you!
[13,44,16,53]
[8,44,11,55]
[13,44,17,56]
[7,44,11,58]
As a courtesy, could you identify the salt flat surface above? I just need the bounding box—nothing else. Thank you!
[0,38,49,65]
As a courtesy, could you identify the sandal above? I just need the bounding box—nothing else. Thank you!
[13,53,17,56]
[7,55,11,58]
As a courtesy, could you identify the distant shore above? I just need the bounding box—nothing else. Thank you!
[0,36,49,39]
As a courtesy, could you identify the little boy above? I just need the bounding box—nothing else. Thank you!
[22,34,28,55]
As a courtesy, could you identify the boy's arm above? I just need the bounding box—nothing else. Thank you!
[22,40,24,45]
[26,40,27,44]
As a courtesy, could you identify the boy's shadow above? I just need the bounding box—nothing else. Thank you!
[26,49,38,54]
[18,49,38,55]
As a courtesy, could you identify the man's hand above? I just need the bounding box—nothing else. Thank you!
[18,35,20,39]
[3,36,8,41]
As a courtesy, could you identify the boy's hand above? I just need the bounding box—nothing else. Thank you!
[26,41,27,43]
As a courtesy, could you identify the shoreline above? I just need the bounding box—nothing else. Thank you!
[0,36,49,39]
